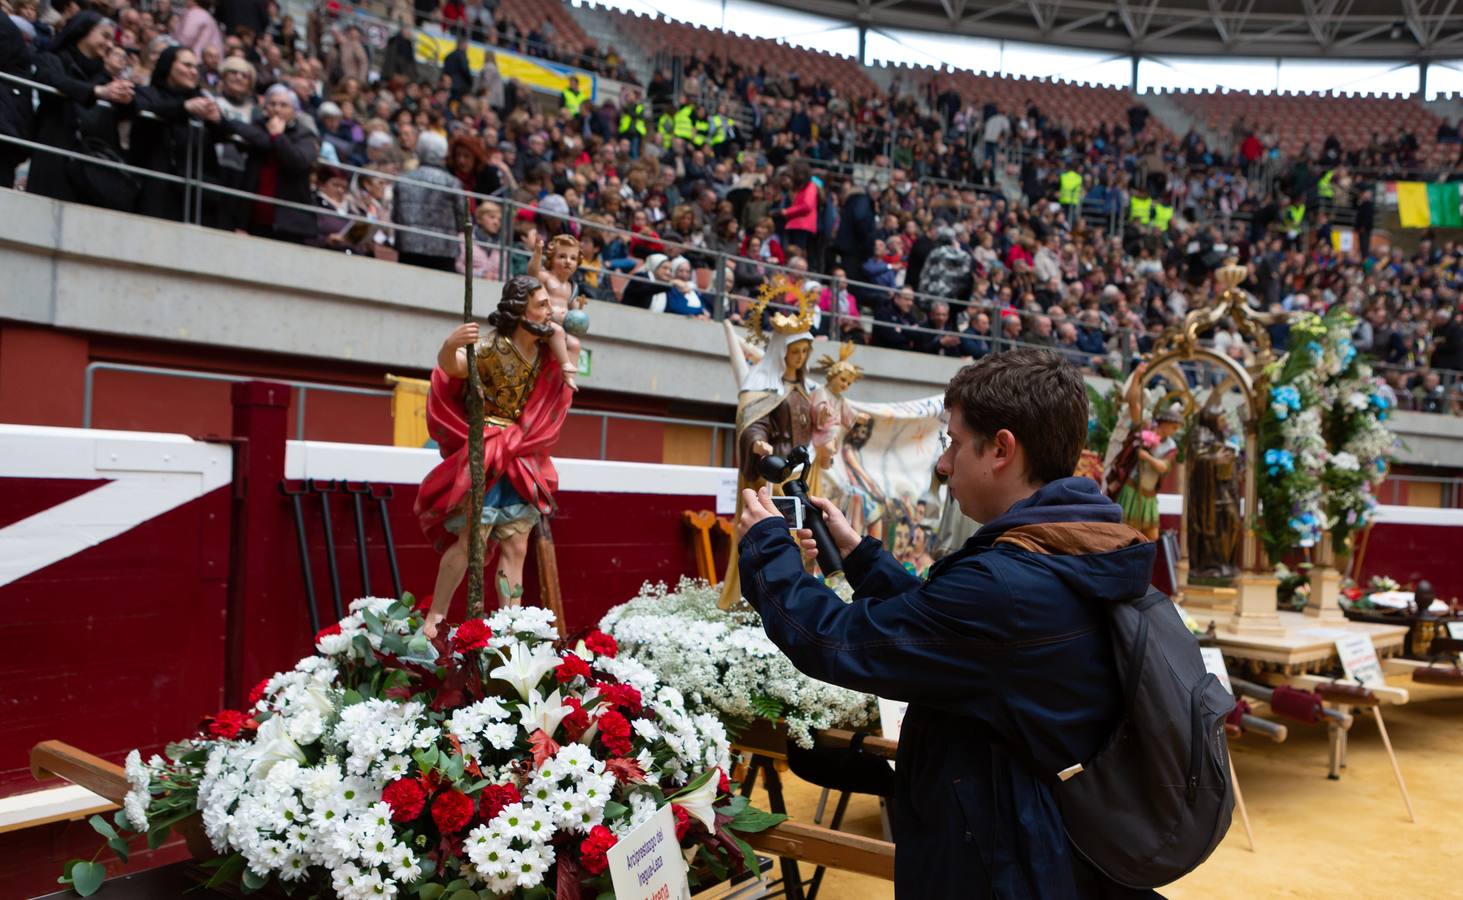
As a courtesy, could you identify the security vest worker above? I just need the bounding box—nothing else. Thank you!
[619,101,647,137]
[1058,169,1083,207]
[561,77,587,117]
[673,102,698,143]
[1283,201,1306,231]
[1317,169,1336,204]
[1151,201,1174,232]
[693,115,709,147]
[657,111,675,138]
[708,112,731,147]
[1129,192,1152,225]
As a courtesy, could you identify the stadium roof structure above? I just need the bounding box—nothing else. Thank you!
[778,0,1463,60]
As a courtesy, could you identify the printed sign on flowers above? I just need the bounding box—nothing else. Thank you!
[606,804,692,900]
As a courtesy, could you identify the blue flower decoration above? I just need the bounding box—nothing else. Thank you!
[1264,448,1295,475]
[1305,340,1324,360]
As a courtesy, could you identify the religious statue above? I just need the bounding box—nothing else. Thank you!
[527,233,588,390]
[415,275,574,636]
[1105,398,1183,542]
[718,276,820,609]
[1185,406,1243,582]
[810,342,869,469]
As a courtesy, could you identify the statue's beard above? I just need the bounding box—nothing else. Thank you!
[517,318,555,339]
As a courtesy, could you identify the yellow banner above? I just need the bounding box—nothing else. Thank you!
[1396,181,1431,229]
[414,34,595,99]
[387,374,432,448]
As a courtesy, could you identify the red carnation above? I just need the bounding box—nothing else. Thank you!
[584,630,618,658]
[555,652,592,684]
[431,789,475,834]
[579,824,618,874]
[561,697,591,743]
[597,709,632,757]
[478,783,522,821]
[314,622,342,645]
[201,709,257,740]
[718,768,731,796]
[597,682,643,717]
[247,678,271,708]
[671,804,691,841]
[382,778,427,822]
[452,618,493,654]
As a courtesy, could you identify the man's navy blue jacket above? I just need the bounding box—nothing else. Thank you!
[739,477,1157,898]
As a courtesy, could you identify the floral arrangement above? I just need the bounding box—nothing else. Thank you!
[67,597,785,898]
[1257,309,1394,566]
[600,579,878,750]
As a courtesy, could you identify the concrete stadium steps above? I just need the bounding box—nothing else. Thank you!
[1140,88,1221,149]
[568,1,657,88]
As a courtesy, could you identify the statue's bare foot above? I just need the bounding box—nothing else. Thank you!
[423,611,445,640]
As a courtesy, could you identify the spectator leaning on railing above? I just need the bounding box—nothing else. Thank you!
[393,129,466,271]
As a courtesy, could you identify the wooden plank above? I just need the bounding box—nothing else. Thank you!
[816,729,899,761]
[742,820,895,881]
[0,784,115,834]
[29,741,129,803]
[1258,673,1410,705]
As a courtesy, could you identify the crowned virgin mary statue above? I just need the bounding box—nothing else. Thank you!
[718,277,821,609]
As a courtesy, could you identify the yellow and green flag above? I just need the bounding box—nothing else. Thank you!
[1397,181,1462,229]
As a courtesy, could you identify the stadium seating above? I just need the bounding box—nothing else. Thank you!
[590,7,883,99]
[1164,89,1446,160]
[923,69,1175,142]
[497,0,597,59]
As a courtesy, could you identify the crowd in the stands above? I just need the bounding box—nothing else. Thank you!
[1,0,1460,412]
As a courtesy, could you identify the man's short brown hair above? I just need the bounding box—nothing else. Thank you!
[944,349,1088,485]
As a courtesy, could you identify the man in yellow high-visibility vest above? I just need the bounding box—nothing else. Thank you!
[618,88,647,158]
[673,96,698,144]
[1151,199,1174,232]
[1128,188,1152,226]
[560,75,587,117]
[1058,167,1083,226]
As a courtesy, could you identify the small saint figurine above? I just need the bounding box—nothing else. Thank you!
[527,234,587,391]
[810,342,869,469]
[1185,406,1243,581]
[1105,403,1183,542]
[415,275,574,637]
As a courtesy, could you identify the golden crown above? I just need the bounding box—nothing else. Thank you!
[745,274,819,346]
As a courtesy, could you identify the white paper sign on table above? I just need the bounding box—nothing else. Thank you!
[1334,633,1386,689]
[877,697,908,741]
[714,473,738,515]
[1199,648,1233,695]
[605,804,691,900]
[1447,622,1463,663]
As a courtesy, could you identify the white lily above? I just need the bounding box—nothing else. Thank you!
[243,715,307,777]
[490,642,561,701]
[519,688,573,737]
[671,771,720,832]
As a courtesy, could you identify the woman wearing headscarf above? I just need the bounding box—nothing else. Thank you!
[664,256,710,318]
[620,252,671,312]
[29,10,137,206]
[130,45,227,221]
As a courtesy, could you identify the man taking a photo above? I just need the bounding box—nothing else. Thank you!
[737,349,1157,898]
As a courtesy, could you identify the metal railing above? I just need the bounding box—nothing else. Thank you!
[1377,475,1463,508]
[81,362,393,436]
[565,408,735,466]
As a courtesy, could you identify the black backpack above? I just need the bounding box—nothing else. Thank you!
[1052,587,1235,889]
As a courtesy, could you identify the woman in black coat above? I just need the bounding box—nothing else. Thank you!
[241,83,320,243]
[130,45,211,221]
[29,11,137,206]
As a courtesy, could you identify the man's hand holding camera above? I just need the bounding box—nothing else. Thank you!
[736,485,862,559]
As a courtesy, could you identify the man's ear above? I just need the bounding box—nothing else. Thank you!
[991,428,1019,470]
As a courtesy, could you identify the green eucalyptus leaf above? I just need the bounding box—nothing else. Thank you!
[204,853,245,889]
[416,885,445,900]
[728,807,787,833]
[88,814,118,841]
[241,867,268,892]
[445,889,478,900]
[602,800,629,819]
[70,861,106,897]
[107,837,130,863]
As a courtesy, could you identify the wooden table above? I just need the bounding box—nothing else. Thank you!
[1215,611,1409,675]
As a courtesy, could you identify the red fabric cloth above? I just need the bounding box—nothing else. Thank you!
[414,357,571,549]
[1268,685,1322,724]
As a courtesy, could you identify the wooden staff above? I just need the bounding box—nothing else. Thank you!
[1228,754,1255,851]
[462,214,486,618]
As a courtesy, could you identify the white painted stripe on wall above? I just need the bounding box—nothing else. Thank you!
[0,426,233,587]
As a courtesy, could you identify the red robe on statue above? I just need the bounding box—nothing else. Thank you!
[414,356,571,550]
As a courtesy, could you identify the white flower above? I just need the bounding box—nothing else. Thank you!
[465,822,514,874]
[243,715,307,777]
[520,689,573,738]
[490,643,562,701]
[672,772,721,832]
[388,845,422,883]
[123,790,150,831]
[483,722,517,750]
[1346,391,1369,410]
[510,842,551,888]
[1331,452,1360,471]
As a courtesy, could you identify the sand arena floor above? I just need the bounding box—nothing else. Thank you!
[742,682,1463,898]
